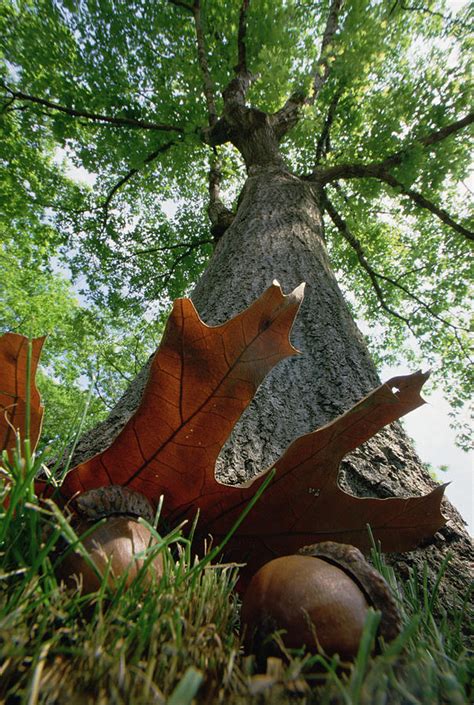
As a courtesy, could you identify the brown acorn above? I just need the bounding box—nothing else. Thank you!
[55,486,163,593]
[241,541,401,661]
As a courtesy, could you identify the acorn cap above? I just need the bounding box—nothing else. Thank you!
[297,541,401,642]
[74,485,155,523]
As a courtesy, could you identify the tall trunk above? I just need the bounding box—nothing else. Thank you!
[191,163,472,621]
[193,164,381,484]
[73,163,472,623]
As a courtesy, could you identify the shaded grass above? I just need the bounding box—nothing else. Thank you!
[0,442,472,704]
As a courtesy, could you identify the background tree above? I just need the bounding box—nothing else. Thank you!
[1,0,472,611]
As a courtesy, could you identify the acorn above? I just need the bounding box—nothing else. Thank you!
[241,541,401,661]
[55,485,163,593]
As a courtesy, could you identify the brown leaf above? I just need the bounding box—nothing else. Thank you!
[0,333,45,459]
[55,284,446,580]
[62,281,305,502]
[195,371,446,579]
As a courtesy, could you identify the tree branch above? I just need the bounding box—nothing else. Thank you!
[272,0,344,139]
[168,0,194,11]
[317,112,474,182]
[342,169,471,243]
[156,240,212,291]
[93,380,114,410]
[311,0,344,102]
[313,113,474,240]
[191,0,218,127]
[408,112,474,152]
[207,151,235,241]
[0,95,16,114]
[376,172,474,242]
[322,192,412,328]
[235,0,250,76]
[323,190,470,335]
[129,238,213,259]
[100,355,133,383]
[314,90,342,164]
[1,83,184,133]
[218,0,256,113]
[100,138,180,229]
[390,1,471,36]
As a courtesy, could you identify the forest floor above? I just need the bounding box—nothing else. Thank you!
[0,448,472,705]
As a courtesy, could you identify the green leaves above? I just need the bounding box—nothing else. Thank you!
[1,0,472,447]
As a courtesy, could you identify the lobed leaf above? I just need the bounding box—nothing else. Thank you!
[60,285,445,581]
[62,281,304,504]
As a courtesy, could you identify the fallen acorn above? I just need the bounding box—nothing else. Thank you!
[55,485,163,593]
[240,541,401,661]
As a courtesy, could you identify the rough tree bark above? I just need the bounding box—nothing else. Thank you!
[73,125,472,628]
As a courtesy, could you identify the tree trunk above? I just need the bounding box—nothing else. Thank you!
[191,164,473,620]
[73,162,472,624]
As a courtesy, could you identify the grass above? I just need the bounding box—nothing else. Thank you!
[0,439,472,705]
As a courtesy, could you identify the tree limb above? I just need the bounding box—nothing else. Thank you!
[314,90,342,164]
[183,0,237,233]
[191,0,218,126]
[1,83,184,133]
[94,380,114,410]
[130,238,213,259]
[318,163,473,241]
[376,172,474,241]
[272,0,344,139]
[207,151,235,241]
[218,0,256,112]
[157,240,212,291]
[322,191,412,328]
[312,113,474,240]
[316,112,474,182]
[311,0,344,102]
[101,138,180,228]
[0,95,16,114]
[331,163,473,241]
[390,1,471,35]
[323,190,470,335]
[168,0,194,11]
[235,0,250,76]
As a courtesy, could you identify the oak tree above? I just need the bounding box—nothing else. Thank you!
[1,0,472,611]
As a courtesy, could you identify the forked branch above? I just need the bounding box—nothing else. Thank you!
[377,172,473,241]
[314,113,474,240]
[317,112,474,181]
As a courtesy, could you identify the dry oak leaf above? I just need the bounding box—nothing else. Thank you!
[61,281,304,501]
[0,333,45,460]
[59,282,446,579]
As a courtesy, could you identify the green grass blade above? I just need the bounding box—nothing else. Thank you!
[167,667,203,705]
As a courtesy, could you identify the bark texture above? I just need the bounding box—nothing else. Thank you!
[190,167,473,626]
[72,163,472,631]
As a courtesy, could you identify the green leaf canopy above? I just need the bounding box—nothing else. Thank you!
[0,0,472,446]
